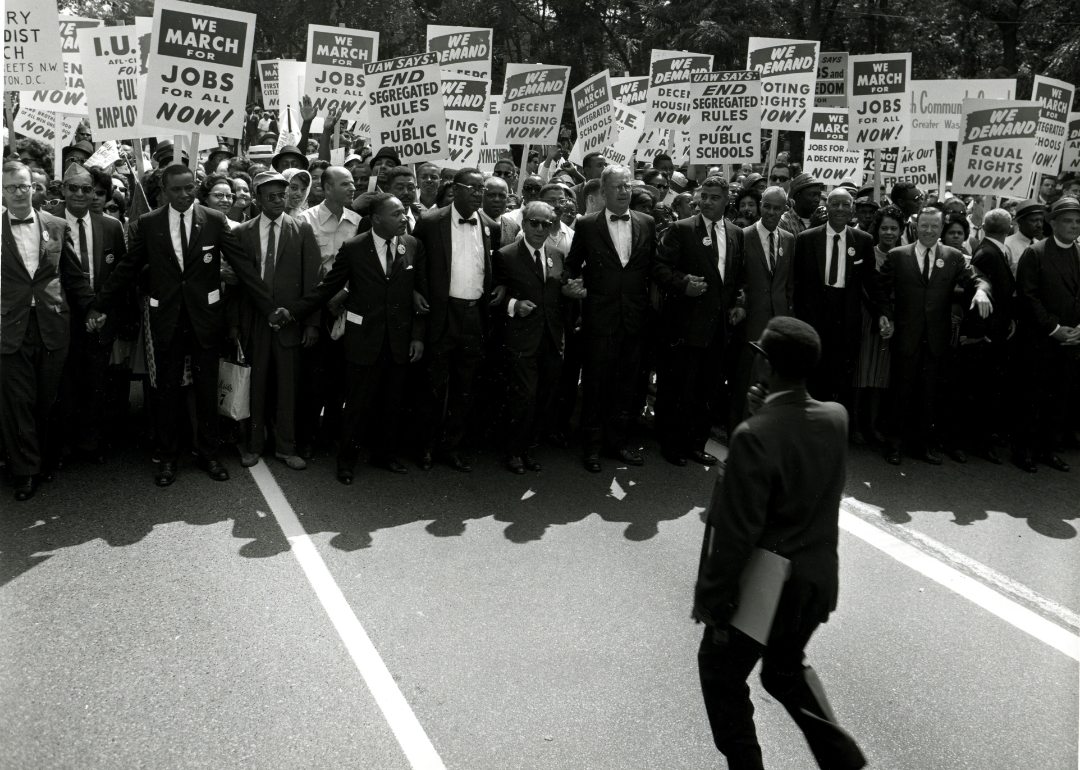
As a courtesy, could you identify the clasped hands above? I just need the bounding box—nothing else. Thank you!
[86,309,107,333]
[269,307,293,330]
[561,277,586,299]
[1051,325,1080,346]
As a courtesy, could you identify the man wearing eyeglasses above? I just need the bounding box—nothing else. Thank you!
[1,161,96,501]
[768,162,792,192]
[90,164,283,487]
[47,163,127,468]
[411,167,502,472]
[502,174,544,229]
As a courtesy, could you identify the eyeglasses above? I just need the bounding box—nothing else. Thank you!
[104,205,120,213]
[3,184,31,194]
[522,185,542,194]
[455,182,485,194]
[748,341,769,360]
[65,183,94,195]
[526,219,555,230]
[263,191,288,202]
[769,175,790,183]
[654,183,669,191]
[209,192,235,201]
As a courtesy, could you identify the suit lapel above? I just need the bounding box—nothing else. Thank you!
[1047,238,1080,293]
[816,228,827,283]
[629,211,642,265]
[697,215,721,284]
[2,216,33,279]
[184,204,204,270]
[596,211,619,264]
[746,225,769,277]
[440,207,453,276]
[91,213,104,289]
[517,241,544,285]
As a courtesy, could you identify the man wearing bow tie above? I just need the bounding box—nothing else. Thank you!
[566,164,656,473]
[1,161,96,500]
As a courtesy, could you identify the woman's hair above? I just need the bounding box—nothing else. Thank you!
[435,180,455,207]
[869,204,906,245]
[735,187,761,211]
[282,168,312,213]
[942,210,970,240]
[105,190,126,223]
[197,172,232,204]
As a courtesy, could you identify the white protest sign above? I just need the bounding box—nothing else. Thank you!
[636,126,668,163]
[687,70,761,164]
[645,49,713,136]
[141,0,255,139]
[1063,113,1080,174]
[305,24,379,123]
[572,70,615,155]
[79,26,147,141]
[606,102,644,167]
[5,0,66,90]
[908,79,1015,144]
[746,37,818,133]
[611,76,649,108]
[21,17,100,114]
[952,99,1042,199]
[1030,75,1074,175]
[12,108,74,143]
[426,26,492,80]
[441,71,489,169]
[892,146,939,190]
[815,52,847,108]
[847,53,910,149]
[804,108,863,187]
[258,60,280,110]
[364,52,446,163]
[274,60,304,128]
[495,63,570,145]
[84,140,121,169]
[474,95,511,171]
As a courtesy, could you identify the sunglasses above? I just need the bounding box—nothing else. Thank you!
[65,183,94,195]
[526,219,556,230]
[523,185,542,193]
[749,340,769,359]
[769,175,790,182]
[104,205,120,213]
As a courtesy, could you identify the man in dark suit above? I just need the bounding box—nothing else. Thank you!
[230,171,321,470]
[695,316,866,770]
[792,187,882,408]
[493,201,582,474]
[653,175,745,466]
[1014,196,1080,472]
[288,193,427,483]
[565,164,655,472]
[92,164,282,487]
[1,161,96,500]
[411,167,501,472]
[878,206,992,465]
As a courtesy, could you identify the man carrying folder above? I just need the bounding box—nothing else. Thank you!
[694,316,866,770]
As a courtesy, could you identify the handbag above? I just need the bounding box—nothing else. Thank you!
[218,340,251,420]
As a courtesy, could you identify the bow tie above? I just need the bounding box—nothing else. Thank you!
[9,217,33,226]
[609,213,630,222]
[459,218,477,226]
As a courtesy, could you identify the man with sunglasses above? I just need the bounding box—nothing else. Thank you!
[767,162,792,192]
[502,174,544,230]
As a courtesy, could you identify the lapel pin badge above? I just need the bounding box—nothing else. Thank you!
[702,236,712,247]
[105,254,114,264]
[935,258,944,268]
[847,246,856,256]
[397,243,406,254]
[203,253,212,263]
[42,229,50,242]
[547,256,553,268]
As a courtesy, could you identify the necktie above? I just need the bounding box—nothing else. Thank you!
[768,230,775,273]
[385,238,395,274]
[828,233,840,286]
[609,213,630,222]
[78,217,90,275]
[710,222,722,279]
[264,220,276,288]
[922,247,931,282]
[9,217,33,226]
[533,248,544,280]
[459,217,477,226]
[179,211,189,267]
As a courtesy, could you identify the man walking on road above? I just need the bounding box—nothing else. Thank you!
[694,316,866,770]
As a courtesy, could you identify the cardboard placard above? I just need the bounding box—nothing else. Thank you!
[495,63,570,145]
[1030,75,1074,175]
[1063,112,1080,174]
[746,37,819,133]
[304,24,379,124]
[610,76,649,108]
[364,52,446,163]
[257,60,280,110]
[79,26,147,141]
[20,16,100,114]
[572,70,615,154]
[645,49,713,133]
[804,108,864,187]
[847,53,911,149]
[6,0,66,90]
[814,52,847,108]
[606,101,644,167]
[952,99,1042,199]
[687,70,761,163]
[11,107,75,143]
[441,71,489,169]
[908,79,1015,144]
[426,26,492,80]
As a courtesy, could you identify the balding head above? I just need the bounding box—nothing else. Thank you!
[825,187,853,230]
[759,186,789,231]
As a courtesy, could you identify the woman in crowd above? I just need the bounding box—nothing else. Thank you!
[198,173,236,221]
[671,192,696,220]
[227,171,253,223]
[652,202,675,235]
[283,168,311,215]
[435,180,455,208]
[631,188,655,216]
[734,187,761,224]
[941,211,971,257]
[104,191,125,227]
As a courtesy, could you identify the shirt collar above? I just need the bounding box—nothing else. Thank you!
[371,230,393,252]
[65,209,90,225]
[169,204,192,219]
[318,201,359,226]
[7,208,36,224]
[526,241,547,260]
[701,214,720,230]
[1053,236,1075,249]
[605,208,630,222]
[260,211,285,227]
[756,219,775,237]
[827,223,846,237]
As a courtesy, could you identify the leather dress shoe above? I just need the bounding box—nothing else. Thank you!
[523,453,541,472]
[603,447,644,466]
[1037,453,1070,472]
[945,446,967,463]
[583,453,602,473]
[369,456,408,474]
[661,449,687,467]
[885,449,902,465]
[920,448,944,465]
[688,450,718,465]
[417,452,433,471]
[438,451,472,472]
[336,468,354,485]
[155,461,177,487]
[240,452,260,468]
[276,453,308,470]
[198,456,230,481]
[14,476,38,501]
[506,456,526,475]
[1013,452,1037,473]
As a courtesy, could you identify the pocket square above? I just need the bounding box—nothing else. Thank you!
[853,259,864,265]
[202,245,213,251]
[406,264,413,270]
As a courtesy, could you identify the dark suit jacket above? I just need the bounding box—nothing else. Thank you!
[1016,236,1080,359]
[653,214,745,348]
[792,224,879,352]
[879,242,991,358]
[694,390,848,627]
[493,240,567,358]
[965,237,1015,343]
[53,205,129,345]
[288,231,428,366]
[741,222,795,342]
[230,214,321,348]
[411,204,497,344]
[1,210,95,354]
[565,209,655,337]
[94,203,276,350]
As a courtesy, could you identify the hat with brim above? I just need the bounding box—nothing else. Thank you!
[1047,196,1080,220]
[1015,199,1046,219]
[63,140,94,161]
[789,172,823,196]
[152,139,188,164]
[743,173,765,190]
[369,146,400,167]
[271,145,309,171]
[837,177,859,191]
[855,196,879,209]
[252,170,288,194]
[247,144,274,162]
[343,154,365,167]
[208,144,235,162]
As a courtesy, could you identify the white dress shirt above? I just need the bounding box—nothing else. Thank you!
[823,224,848,288]
[755,219,779,271]
[449,207,485,300]
[547,220,574,253]
[258,212,285,275]
[65,209,94,286]
[914,242,936,279]
[503,207,524,227]
[507,243,547,317]
[605,208,632,267]
[701,214,727,281]
[371,230,397,275]
[8,209,41,278]
[297,202,361,276]
[1004,231,1033,276]
[167,205,195,269]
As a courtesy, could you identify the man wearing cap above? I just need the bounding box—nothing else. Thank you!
[1004,199,1045,275]
[695,316,867,770]
[1013,197,1080,472]
[205,144,234,175]
[91,164,282,487]
[778,173,823,237]
[854,190,878,231]
[344,154,371,188]
[369,147,400,192]
[230,171,321,470]
[152,139,187,169]
[1,161,96,501]
[271,145,309,174]
[61,141,94,173]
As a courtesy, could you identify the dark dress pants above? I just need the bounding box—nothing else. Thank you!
[504,332,562,457]
[550,301,584,438]
[424,300,485,453]
[888,333,942,453]
[657,332,724,456]
[0,311,68,477]
[152,309,220,463]
[297,314,347,448]
[52,319,112,457]
[580,326,642,454]
[338,342,407,471]
[1017,345,1079,456]
[808,288,854,409]
[245,323,299,456]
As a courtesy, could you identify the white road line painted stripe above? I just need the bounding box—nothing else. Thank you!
[839,510,1080,662]
[843,497,1080,631]
[249,461,447,770]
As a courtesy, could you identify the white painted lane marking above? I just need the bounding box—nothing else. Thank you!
[249,461,447,770]
[839,510,1080,662]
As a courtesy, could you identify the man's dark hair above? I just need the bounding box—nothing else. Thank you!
[759,317,821,380]
[452,167,482,184]
[653,153,672,164]
[88,165,113,194]
[583,151,606,169]
[538,183,565,199]
[583,178,602,198]
[700,175,730,193]
[385,166,415,186]
[368,192,399,218]
[889,181,920,206]
[161,163,194,188]
[915,205,944,223]
[642,169,667,186]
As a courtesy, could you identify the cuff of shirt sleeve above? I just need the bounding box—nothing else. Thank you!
[507,298,517,317]
[1050,324,1060,337]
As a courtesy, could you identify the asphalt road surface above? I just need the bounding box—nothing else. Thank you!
[2,430,1077,769]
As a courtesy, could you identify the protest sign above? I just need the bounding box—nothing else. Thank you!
[476,95,510,171]
[686,70,760,163]
[441,71,489,169]
[495,63,570,144]
[611,76,649,108]
[951,99,1042,199]
[141,0,255,139]
[908,79,1015,144]
[814,52,847,108]
[364,52,446,163]
[304,24,379,122]
[848,53,910,149]
[11,107,74,143]
[5,0,66,90]
[606,102,644,167]
[636,125,667,163]
[1063,113,1080,174]
[746,37,818,132]
[804,108,863,186]
[21,16,100,114]
[79,25,148,141]
[863,147,897,177]
[572,70,615,154]
[1030,75,1074,175]
[275,60,304,127]
[258,60,280,110]
[890,146,939,190]
[84,140,121,169]
[426,26,492,80]
[645,50,713,133]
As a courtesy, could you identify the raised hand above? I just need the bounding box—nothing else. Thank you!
[299,95,316,122]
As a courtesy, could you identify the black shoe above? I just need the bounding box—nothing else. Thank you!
[1013,452,1037,473]
[155,461,177,487]
[523,452,541,472]
[885,449,902,465]
[198,456,230,481]
[603,447,644,466]
[14,476,37,501]
[546,432,570,449]
[336,468,354,485]
[296,443,316,461]
[981,445,1003,465]
[920,448,944,465]
[583,453,602,473]
[369,456,408,474]
[661,448,687,467]
[506,456,525,475]
[688,450,718,465]
[417,451,433,471]
[945,447,967,463]
[438,451,472,472]
[1037,453,1070,472]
